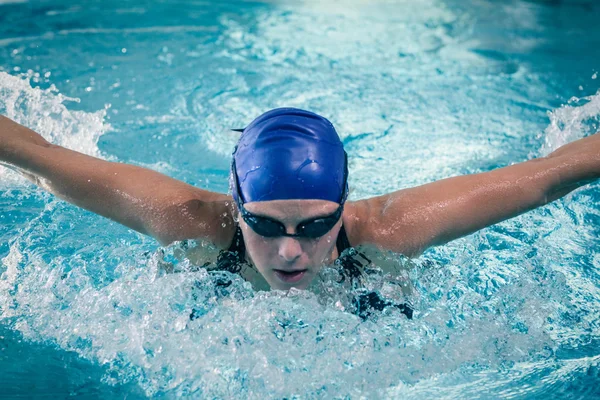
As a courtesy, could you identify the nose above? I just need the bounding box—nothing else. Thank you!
[278,237,303,263]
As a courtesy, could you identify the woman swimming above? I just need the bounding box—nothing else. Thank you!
[1,107,599,292]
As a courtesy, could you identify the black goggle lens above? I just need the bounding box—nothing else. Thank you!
[298,215,339,237]
[244,215,286,237]
[241,207,342,238]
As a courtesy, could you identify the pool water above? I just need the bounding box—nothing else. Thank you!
[1,0,599,398]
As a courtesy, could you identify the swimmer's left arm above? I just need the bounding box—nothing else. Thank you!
[346,132,600,257]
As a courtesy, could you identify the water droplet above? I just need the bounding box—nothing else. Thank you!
[221,223,226,228]
[578,85,584,91]
[593,72,598,80]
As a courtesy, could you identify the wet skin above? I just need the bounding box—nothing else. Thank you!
[240,199,343,290]
[2,115,599,290]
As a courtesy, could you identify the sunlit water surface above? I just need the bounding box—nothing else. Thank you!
[1,0,599,398]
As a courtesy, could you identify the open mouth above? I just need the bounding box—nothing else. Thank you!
[273,269,308,284]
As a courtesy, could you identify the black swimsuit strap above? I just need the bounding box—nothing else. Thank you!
[333,225,414,320]
[336,224,352,254]
[227,225,246,254]
[216,226,247,274]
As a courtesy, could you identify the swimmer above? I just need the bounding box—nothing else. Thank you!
[1,108,599,292]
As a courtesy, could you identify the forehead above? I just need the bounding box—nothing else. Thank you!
[243,199,339,222]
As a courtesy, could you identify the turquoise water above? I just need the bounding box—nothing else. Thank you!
[1,0,599,398]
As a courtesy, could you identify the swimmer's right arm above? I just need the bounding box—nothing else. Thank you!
[0,115,236,248]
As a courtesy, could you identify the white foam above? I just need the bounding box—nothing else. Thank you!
[0,3,599,396]
[540,90,600,156]
[0,72,110,186]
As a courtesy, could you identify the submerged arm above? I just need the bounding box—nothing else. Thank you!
[346,132,600,257]
[0,115,235,247]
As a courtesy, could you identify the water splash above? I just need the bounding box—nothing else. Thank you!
[1,80,599,396]
[540,89,600,156]
[0,229,575,398]
[0,72,109,186]
[0,5,599,396]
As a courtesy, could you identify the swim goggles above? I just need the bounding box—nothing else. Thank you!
[238,202,344,238]
[231,153,348,238]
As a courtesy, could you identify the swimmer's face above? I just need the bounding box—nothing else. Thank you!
[239,199,342,290]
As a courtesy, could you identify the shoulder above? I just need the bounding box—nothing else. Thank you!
[154,191,237,250]
[341,194,422,257]
[340,199,380,248]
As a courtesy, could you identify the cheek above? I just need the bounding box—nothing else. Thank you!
[239,225,276,264]
[309,232,338,261]
[245,233,269,255]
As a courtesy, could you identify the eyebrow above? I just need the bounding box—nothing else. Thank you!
[248,209,337,223]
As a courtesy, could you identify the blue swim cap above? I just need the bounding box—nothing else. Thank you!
[231,108,348,204]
